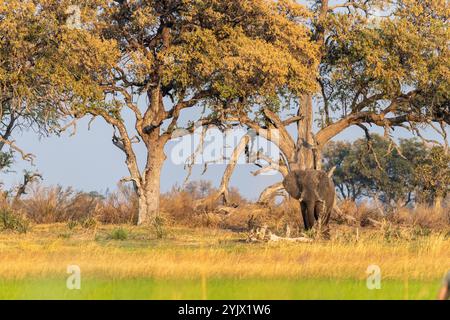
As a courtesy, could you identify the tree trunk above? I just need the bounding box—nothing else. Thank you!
[293,94,318,170]
[137,168,162,225]
[137,137,165,225]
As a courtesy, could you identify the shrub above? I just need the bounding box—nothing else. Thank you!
[81,217,97,229]
[409,205,449,229]
[58,232,72,239]
[96,184,138,224]
[109,227,128,241]
[0,208,30,234]
[67,220,78,230]
[15,183,137,224]
[17,185,96,223]
[152,216,166,239]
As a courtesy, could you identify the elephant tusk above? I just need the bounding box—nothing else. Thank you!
[298,191,305,203]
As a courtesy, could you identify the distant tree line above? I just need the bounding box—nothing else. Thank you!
[323,134,450,209]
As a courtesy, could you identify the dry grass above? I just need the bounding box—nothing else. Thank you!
[337,199,449,230]
[1,187,447,299]
[0,224,448,282]
[10,184,138,224]
[3,181,448,235]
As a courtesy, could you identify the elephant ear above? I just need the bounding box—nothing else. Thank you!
[318,170,334,189]
[283,171,302,199]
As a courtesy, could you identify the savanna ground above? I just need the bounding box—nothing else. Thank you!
[0,223,448,300]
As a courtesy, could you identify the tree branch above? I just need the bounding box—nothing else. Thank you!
[0,137,35,164]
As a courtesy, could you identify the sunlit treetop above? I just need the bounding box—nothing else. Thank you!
[0,0,118,124]
[318,0,449,124]
[91,0,319,118]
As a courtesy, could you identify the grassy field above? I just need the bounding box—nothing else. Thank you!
[0,224,448,300]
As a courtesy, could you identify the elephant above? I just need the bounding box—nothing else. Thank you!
[282,169,335,231]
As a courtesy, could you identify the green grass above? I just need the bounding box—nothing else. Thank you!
[108,227,128,241]
[0,277,440,300]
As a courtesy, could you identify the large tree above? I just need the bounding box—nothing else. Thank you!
[67,0,318,224]
[0,0,58,167]
[210,0,449,207]
[0,0,115,173]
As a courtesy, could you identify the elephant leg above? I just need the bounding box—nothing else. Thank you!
[314,200,331,238]
[314,200,325,221]
[306,201,316,230]
[300,201,314,230]
[300,202,309,230]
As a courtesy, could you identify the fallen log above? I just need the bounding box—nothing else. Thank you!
[247,225,313,243]
[268,232,313,243]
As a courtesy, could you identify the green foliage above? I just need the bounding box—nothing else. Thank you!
[109,227,128,241]
[89,0,318,114]
[0,152,13,172]
[67,220,78,230]
[320,0,449,123]
[67,217,98,230]
[0,208,30,234]
[415,146,450,203]
[323,135,447,207]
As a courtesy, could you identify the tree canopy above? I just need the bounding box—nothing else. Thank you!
[320,0,449,126]
[0,0,115,168]
[323,135,449,208]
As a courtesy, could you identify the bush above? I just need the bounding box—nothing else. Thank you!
[109,227,128,241]
[81,217,97,229]
[160,182,247,227]
[67,220,78,230]
[17,185,96,223]
[15,183,137,224]
[152,216,167,239]
[0,208,31,234]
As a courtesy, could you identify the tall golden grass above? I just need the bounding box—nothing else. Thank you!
[0,224,448,281]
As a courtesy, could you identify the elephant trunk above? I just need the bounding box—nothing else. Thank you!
[302,200,316,230]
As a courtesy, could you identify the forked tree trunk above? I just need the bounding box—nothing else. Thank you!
[293,94,318,171]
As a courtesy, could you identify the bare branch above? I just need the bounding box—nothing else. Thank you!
[102,85,143,120]
[0,137,35,164]
[257,182,284,204]
[58,118,78,137]
[13,171,42,203]
[84,109,143,189]
[194,134,250,207]
[147,89,213,136]
[183,125,209,183]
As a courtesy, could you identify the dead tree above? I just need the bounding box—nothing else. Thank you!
[13,171,42,204]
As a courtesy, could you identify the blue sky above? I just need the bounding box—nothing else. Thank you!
[2,103,447,201]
